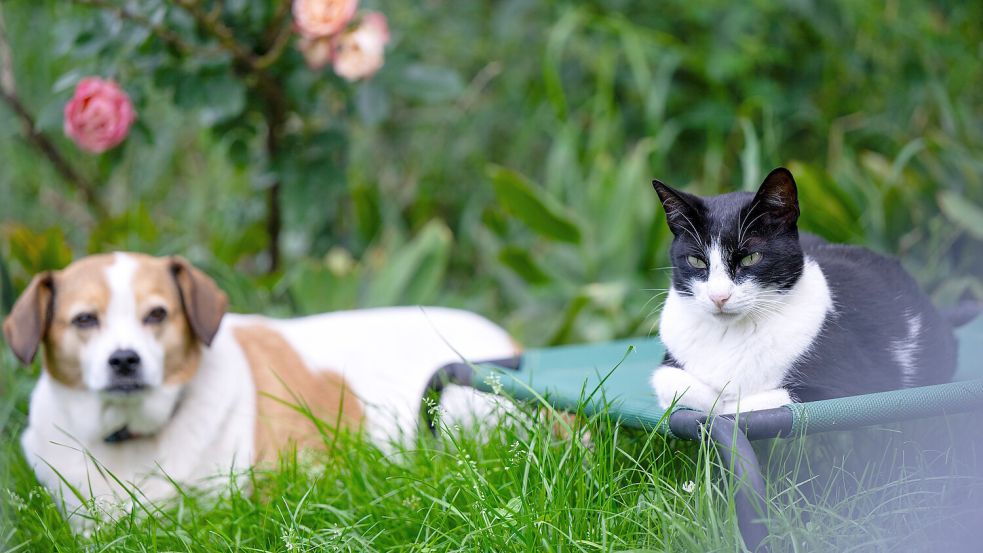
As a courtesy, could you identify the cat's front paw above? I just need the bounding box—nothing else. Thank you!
[727,388,793,413]
[650,366,719,411]
[650,366,684,409]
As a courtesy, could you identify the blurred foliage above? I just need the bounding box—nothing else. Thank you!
[1,0,982,345]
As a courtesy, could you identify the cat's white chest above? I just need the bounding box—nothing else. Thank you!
[659,259,832,400]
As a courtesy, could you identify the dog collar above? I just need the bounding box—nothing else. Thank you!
[102,388,188,444]
[103,426,142,444]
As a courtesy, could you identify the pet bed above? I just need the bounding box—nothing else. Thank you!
[428,316,983,551]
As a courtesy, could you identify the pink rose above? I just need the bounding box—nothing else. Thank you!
[332,12,389,82]
[298,36,334,70]
[292,0,358,38]
[63,77,136,154]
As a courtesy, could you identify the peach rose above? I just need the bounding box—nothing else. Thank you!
[293,0,358,38]
[332,12,389,82]
[63,77,136,154]
[298,36,334,70]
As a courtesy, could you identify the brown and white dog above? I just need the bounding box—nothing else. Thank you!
[3,252,517,523]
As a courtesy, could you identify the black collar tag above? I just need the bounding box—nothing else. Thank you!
[102,388,186,444]
[103,426,140,444]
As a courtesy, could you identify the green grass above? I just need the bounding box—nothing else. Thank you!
[3,350,982,552]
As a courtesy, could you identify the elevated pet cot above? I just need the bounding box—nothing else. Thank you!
[427,316,983,551]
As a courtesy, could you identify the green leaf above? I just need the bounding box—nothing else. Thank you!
[498,246,551,285]
[355,82,390,125]
[882,186,911,246]
[282,254,360,314]
[4,225,73,274]
[351,183,382,245]
[788,161,863,243]
[168,65,246,126]
[210,222,268,266]
[739,118,760,191]
[87,205,159,252]
[278,129,348,237]
[365,221,452,306]
[0,252,15,316]
[938,192,983,241]
[394,65,464,103]
[195,71,247,126]
[34,97,68,134]
[487,165,582,244]
[547,291,590,346]
[542,9,583,117]
[52,70,83,94]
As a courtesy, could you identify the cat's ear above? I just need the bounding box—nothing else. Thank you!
[652,180,702,237]
[751,167,799,227]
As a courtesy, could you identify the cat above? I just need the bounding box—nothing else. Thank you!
[649,167,957,413]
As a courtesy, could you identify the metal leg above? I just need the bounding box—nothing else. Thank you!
[669,410,770,552]
[423,357,522,434]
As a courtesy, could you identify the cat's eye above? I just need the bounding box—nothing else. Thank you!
[71,312,99,329]
[143,306,168,325]
[686,256,707,269]
[740,252,763,267]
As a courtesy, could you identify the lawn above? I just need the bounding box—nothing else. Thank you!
[2,0,983,551]
[3,351,982,551]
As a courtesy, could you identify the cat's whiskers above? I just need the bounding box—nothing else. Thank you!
[741,295,785,305]
[748,298,785,307]
[745,304,782,324]
[645,306,665,325]
[749,303,782,316]
[751,299,789,311]
[669,208,708,251]
[639,291,670,313]
[739,295,789,321]
[754,299,786,312]
[737,209,768,251]
[736,200,761,247]
[643,300,670,337]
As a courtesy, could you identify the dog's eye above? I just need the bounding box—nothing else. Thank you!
[740,252,763,267]
[143,307,168,324]
[686,255,707,269]
[71,312,99,329]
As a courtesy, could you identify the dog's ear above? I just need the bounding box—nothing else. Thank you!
[3,272,55,364]
[169,257,227,346]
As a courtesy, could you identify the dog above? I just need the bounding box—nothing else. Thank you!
[2,252,518,523]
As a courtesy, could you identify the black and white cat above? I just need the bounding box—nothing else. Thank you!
[650,167,957,413]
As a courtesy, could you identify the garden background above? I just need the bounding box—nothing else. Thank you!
[1,1,982,551]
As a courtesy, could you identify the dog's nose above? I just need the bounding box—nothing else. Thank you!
[710,292,731,309]
[108,349,141,376]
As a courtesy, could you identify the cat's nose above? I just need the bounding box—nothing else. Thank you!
[710,292,731,309]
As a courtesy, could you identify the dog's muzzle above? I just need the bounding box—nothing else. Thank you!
[104,348,148,393]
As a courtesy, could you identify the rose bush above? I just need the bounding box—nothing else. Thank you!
[62,77,135,154]
[32,0,395,271]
